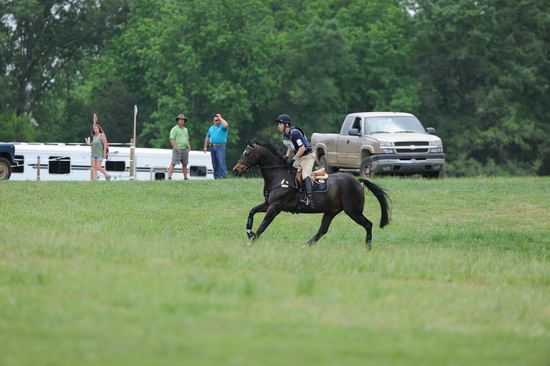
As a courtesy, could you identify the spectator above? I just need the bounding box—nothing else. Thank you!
[203,113,229,179]
[86,124,111,181]
[168,114,191,180]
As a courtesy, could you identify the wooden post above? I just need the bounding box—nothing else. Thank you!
[36,156,40,181]
[130,138,136,180]
[130,105,138,180]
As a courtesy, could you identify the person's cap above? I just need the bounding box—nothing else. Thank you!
[175,114,188,122]
[275,114,291,124]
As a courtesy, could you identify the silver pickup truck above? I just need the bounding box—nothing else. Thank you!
[311,112,445,178]
[0,143,15,180]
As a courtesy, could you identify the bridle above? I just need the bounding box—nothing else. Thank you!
[239,144,289,171]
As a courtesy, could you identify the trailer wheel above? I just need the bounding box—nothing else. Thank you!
[0,157,12,180]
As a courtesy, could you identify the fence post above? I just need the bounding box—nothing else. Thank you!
[130,138,136,180]
[36,156,40,181]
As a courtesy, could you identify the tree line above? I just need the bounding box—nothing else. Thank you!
[1,0,548,176]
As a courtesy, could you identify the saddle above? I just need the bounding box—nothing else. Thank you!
[296,168,329,187]
[294,168,329,207]
[270,168,329,202]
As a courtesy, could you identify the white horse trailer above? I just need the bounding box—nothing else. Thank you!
[8,143,214,181]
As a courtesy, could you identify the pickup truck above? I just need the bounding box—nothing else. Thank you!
[0,143,16,180]
[311,112,445,178]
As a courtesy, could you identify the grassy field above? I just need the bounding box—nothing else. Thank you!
[0,176,549,366]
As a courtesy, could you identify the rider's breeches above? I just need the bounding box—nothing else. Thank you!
[293,153,316,180]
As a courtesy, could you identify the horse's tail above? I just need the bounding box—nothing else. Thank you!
[359,178,390,228]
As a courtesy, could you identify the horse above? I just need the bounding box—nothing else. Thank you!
[232,141,390,249]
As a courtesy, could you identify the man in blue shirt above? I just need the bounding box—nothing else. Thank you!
[203,113,229,179]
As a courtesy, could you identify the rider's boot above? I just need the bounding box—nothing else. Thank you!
[301,176,315,208]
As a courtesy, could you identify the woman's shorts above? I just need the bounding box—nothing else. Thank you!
[91,157,103,161]
[171,148,189,165]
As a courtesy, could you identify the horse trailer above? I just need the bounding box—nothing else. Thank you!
[6,143,214,181]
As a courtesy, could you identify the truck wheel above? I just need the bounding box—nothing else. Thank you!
[0,157,12,180]
[439,165,446,178]
[359,156,374,178]
[423,165,445,179]
[319,155,335,174]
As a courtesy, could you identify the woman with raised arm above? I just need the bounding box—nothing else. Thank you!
[86,124,111,181]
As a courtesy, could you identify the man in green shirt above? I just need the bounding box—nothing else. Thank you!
[168,114,191,180]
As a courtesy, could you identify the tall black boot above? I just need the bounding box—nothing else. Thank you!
[302,177,315,208]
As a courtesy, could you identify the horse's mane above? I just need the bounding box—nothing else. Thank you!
[251,140,286,163]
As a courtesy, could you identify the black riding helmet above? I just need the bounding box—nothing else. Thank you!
[275,114,291,126]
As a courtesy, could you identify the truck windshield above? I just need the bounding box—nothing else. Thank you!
[364,116,426,134]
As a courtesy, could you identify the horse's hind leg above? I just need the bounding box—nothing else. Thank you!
[247,202,268,240]
[344,209,374,250]
[305,212,339,247]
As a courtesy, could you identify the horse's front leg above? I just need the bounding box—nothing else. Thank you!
[247,202,269,241]
[253,205,283,240]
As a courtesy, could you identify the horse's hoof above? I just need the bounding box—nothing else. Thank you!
[247,231,256,240]
[366,241,372,250]
[304,240,315,247]
[246,235,257,246]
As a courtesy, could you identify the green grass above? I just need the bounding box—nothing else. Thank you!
[1,177,549,366]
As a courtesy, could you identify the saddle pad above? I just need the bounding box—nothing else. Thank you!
[283,169,330,193]
[312,178,329,193]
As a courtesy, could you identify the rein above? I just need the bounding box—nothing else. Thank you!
[244,144,289,170]
[247,164,288,170]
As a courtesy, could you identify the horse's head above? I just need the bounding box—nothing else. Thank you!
[232,142,260,176]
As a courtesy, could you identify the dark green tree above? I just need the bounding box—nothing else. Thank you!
[0,0,130,140]
[88,0,286,165]
[412,0,550,175]
[0,112,38,142]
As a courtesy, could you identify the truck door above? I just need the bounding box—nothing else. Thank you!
[336,115,353,166]
[337,116,362,167]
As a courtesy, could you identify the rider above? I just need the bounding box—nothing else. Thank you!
[276,114,316,208]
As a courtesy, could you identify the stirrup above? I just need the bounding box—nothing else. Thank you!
[300,197,315,207]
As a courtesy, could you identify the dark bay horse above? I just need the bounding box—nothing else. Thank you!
[232,141,390,248]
